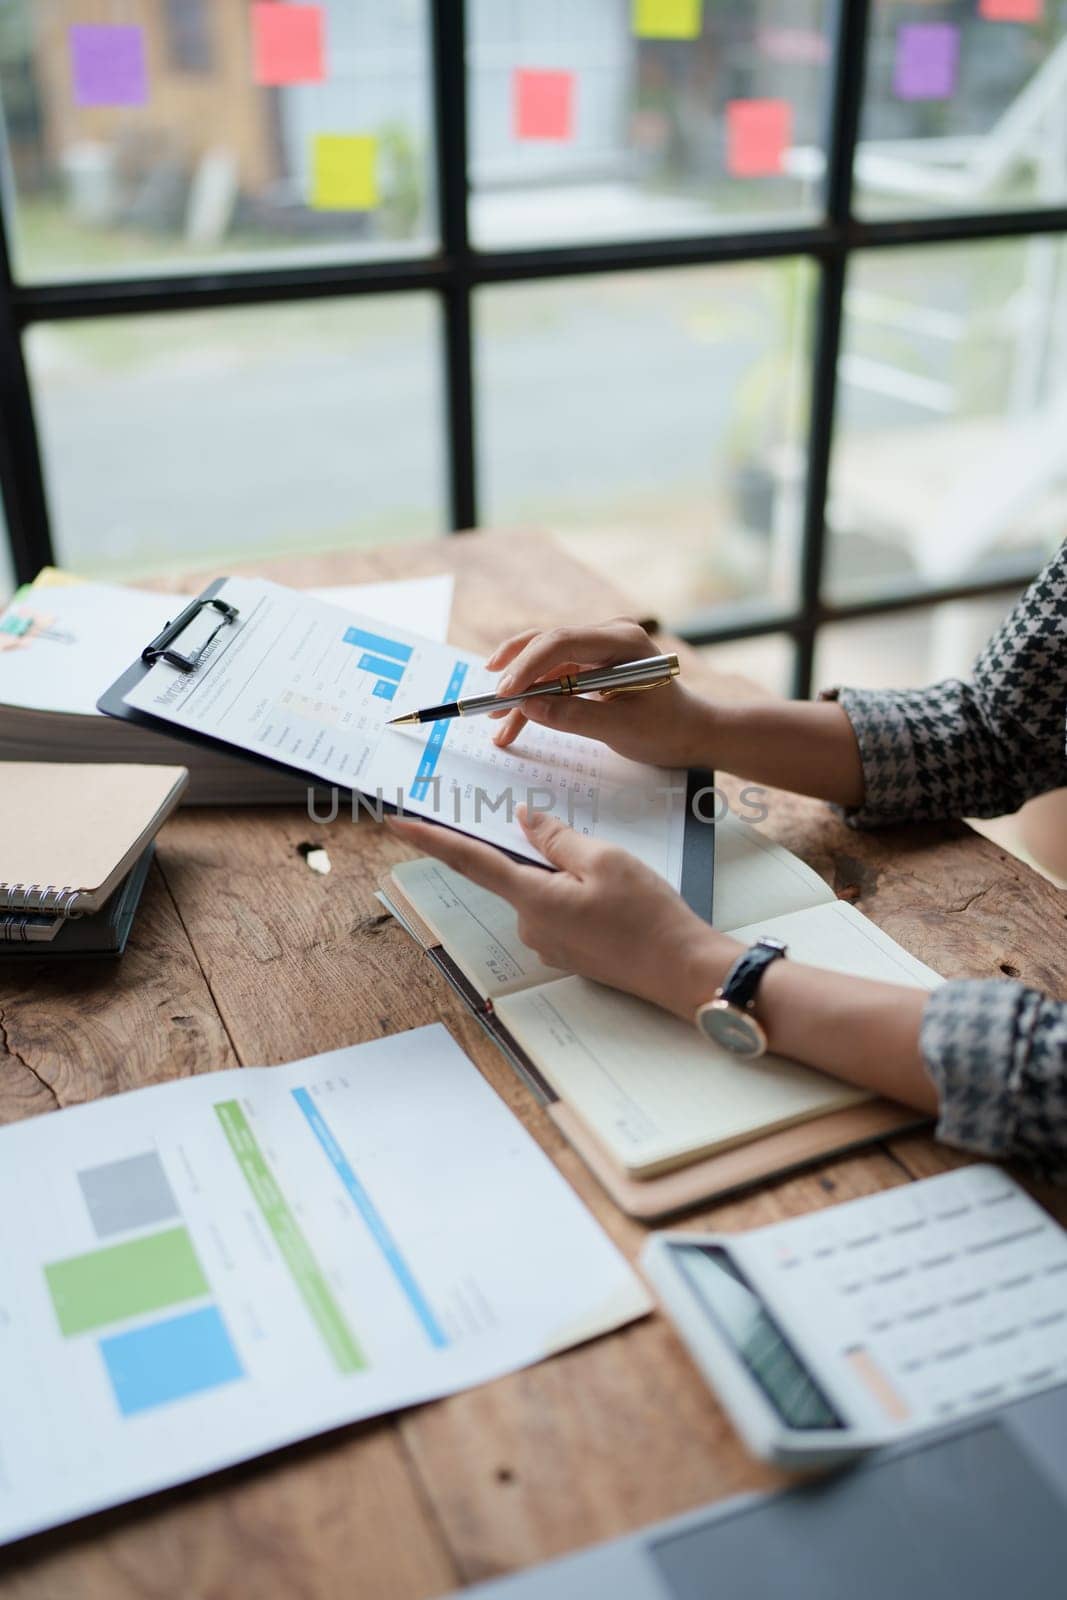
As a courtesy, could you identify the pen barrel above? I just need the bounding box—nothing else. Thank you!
[567,654,678,695]
[455,654,678,719]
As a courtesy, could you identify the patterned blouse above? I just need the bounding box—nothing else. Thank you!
[828,541,1067,1183]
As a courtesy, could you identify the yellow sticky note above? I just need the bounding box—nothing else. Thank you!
[632,0,703,39]
[311,135,378,211]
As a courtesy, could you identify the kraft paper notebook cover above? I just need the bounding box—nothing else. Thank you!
[380,812,936,1220]
[0,762,187,925]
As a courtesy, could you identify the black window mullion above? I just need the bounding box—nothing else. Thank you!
[0,189,53,584]
[792,0,871,700]
[433,0,477,533]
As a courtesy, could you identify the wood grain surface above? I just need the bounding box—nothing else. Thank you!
[1,532,1063,1600]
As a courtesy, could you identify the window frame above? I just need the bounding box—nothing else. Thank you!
[0,0,1061,695]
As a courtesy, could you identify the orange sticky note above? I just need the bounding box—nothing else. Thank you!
[725,99,792,178]
[514,69,574,141]
[979,0,1043,19]
[311,135,377,211]
[252,3,325,86]
[632,0,703,40]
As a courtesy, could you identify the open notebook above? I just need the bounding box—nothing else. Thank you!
[381,812,941,1216]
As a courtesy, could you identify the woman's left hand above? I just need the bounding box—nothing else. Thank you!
[386,807,740,1021]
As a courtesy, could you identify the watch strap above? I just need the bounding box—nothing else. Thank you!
[719,937,787,1012]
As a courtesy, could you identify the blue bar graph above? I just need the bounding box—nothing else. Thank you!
[291,1088,449,1349]
[342,627,412,663]
[101,1305,244,1416]
[342,627,414,702]
[411,663,468,802]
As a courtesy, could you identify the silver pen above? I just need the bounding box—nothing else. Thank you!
[387,652,680,727]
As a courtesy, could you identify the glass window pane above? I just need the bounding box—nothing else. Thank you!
[467,0,835,251]
[25,294,445,578]
[827,235,1067,602]
[0,1,435,283]
[813,593,1025,692]
[476,260,816,628]
[856,1,1067,220]
[697,632,794,699]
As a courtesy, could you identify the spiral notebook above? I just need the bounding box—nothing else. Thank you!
[0,762,187,939]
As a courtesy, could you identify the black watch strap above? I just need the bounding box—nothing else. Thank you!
[719,937,788,1012]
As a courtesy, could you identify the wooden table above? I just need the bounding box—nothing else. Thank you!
[2,532,1064,1600]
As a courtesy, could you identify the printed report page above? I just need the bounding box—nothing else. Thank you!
[0,1025,648,1544]
[120,577,687,884]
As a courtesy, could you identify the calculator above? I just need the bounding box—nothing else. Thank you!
[643,1165,1067,1468]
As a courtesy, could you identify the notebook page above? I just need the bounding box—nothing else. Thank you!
[495,979,867,1176]
[715,811,836,931]
[391,858,565,1000]
[494,900,941,1176]
[727,900,943,990]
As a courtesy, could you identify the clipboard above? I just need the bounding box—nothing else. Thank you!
[98,579,717,922]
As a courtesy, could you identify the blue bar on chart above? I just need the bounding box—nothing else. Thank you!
[359,654,405,683]
[291,1087,450,1349]
[343,626,413,702]
[100,1304,244,1416]
[411,663,468,802]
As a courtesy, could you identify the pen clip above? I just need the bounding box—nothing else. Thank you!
[600,674,675,701]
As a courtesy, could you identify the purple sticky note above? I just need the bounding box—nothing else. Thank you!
[70,25,148,109]
[893,23,960,102]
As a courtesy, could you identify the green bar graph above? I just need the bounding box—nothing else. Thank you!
[214,1100,367,1373]
[45,1226,209,1337]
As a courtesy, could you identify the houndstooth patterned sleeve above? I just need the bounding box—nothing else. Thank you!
[921,979,1067,1183]
[821,542,1067,827]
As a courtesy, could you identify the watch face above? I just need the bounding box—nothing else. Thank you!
[698,1001,767,1059]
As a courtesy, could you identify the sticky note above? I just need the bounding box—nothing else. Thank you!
[69,25,147,108]
[632,0,703,39]
[979,0,1043,20]
[252,2,325,86]
[893,24,960,102]
[514,70,574,142]
[725,99,792,178]
[311,135,378,211]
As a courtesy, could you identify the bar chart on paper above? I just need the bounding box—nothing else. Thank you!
[342,624,413,703]
[0,1028,648,1546]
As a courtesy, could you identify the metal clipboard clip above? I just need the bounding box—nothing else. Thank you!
[141,595,239,673]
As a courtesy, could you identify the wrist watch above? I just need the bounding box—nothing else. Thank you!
[695,937,788,1059]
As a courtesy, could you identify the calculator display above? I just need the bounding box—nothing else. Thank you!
[674,1245,844,1431]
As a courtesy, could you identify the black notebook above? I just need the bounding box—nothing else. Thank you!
[0,845,154,959]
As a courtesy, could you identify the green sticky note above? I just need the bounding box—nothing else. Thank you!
[311,135,378,211]
[632,0,703,39]
[44,1226,209,1337]
[0,613,32,637]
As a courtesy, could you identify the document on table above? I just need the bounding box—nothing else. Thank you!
[0,1025,649,1544]
[118,575,688,881]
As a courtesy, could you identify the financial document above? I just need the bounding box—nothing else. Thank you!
[0,1025,649,1544]
[120,576,688,881]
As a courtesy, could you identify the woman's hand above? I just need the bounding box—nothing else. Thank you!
[387,807,740,1022]
[486,618,714,770]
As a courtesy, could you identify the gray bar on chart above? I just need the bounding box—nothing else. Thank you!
[77,1151,179,1239]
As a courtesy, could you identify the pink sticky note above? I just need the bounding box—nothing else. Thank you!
[252,3,325,86]
[893,23,960,102]
[979,0,1043,20]
[514,69,574,142]
[69,25,147,108]
[725,99,792,178]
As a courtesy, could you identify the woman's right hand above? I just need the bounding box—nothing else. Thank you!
[486,618,714,769]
